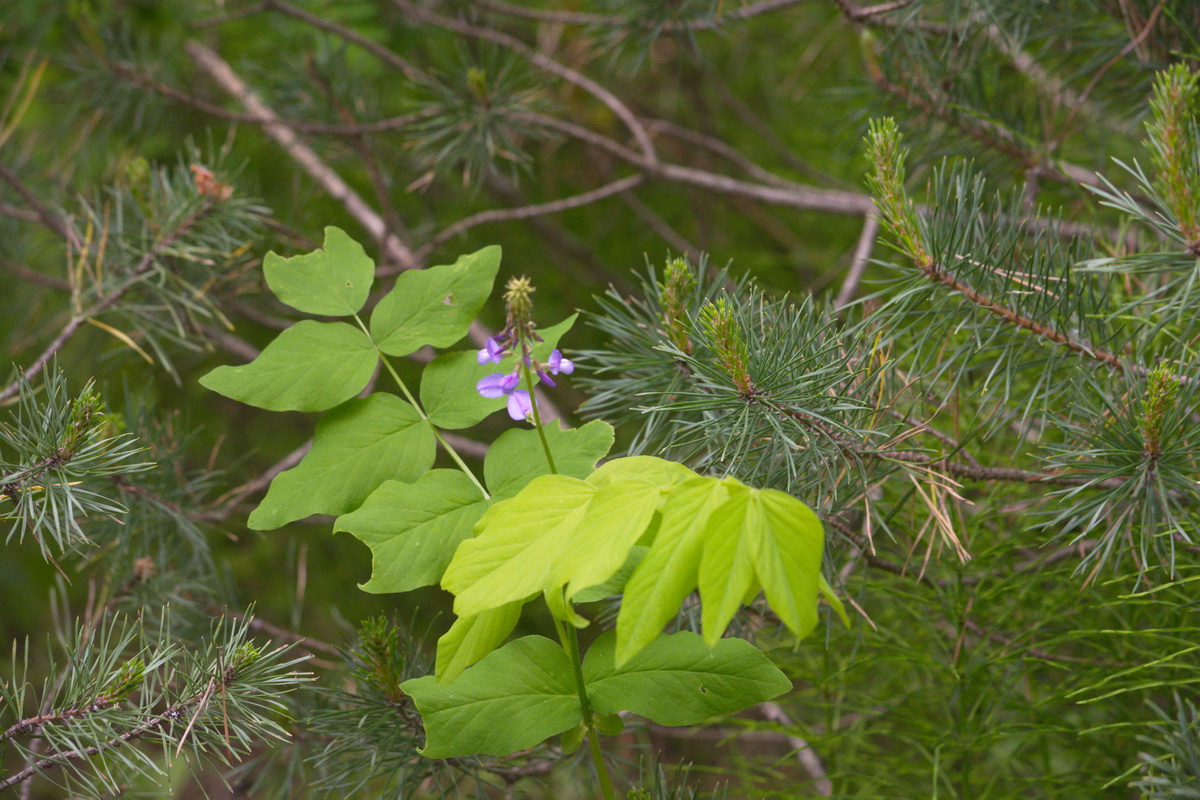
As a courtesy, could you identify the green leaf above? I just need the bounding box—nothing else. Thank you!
[443,473,662,618]
[442,475,595,617]
[593,712,624,736]
[615,477,828,664]
[263,226,374,316]
[752,487,825,641]
[583,631,791,726]
[370,246,501,357]
[334,470,489,593]
[616,477,730,665]
[587,455,696,490]
[199,321,376,412]
[248,394,435,529]
[484,420,614,500]
[560,722,586,754]
[435,600,524,683]
[819,573,851,628]
[697,483,759,647]
[557,480,662,601]
[574,545,648,603]
[420,313,579,429]
[401,636,580,757]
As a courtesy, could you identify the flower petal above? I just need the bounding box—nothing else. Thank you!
[476,373,509,398]
[507,390,532,420]
[500,371,521,393]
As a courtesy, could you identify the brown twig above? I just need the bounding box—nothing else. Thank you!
[476,0,812,30]
[419,174,645,261]
[834,212,880,308]
[110,60,436,135]
[0,163,82,250]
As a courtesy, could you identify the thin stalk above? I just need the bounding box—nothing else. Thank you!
[352,315,489,499]
[522,354,557,474]
[553,616,616,800]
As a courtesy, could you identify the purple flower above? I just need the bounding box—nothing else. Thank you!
[537,370,556,388]
[477,370,531,420]
[506,390,532,420]
[476,336,506,365]
[476,372,515,398]
[547,349,574,375]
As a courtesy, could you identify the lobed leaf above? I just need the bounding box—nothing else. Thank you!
[484,419,614,500]
[248,393,435,529]
[334,469,489,593]
[369,246,501,357]
[263,226,375,316]
[199,321,376,412]
[400,636,579,757]
[583,631,792,726]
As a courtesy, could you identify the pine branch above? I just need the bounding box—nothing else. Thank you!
[391,0,661,169]
[0,199,216,404]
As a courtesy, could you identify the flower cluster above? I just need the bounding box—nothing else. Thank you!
[476,335,574,420]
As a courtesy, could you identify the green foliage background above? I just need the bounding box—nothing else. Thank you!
[1,1,1198,798]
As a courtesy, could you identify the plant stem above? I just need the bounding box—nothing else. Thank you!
[522,356,557,474]
[553,616,616,800]
[352,315,489,499]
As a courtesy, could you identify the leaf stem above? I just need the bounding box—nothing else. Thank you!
[352,315,489,499]
[522,354,557,475]
[553,616,616,800]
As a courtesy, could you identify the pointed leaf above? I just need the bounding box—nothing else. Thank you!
[442,475,595,616]
[370,246,501,357]
[248,394,435,529]
[752,488,825,641]
[583,631,791,726]
[560,723,586,754]
[574,545,648,603]
[335,470,489,593]
[484,420,614,500]
[420,314,579,429]
[587,455,696,490]
[401,636,580,757]
[263,226,374,316]
[558,480,662,601]
[616,477,729,665]
[697,482,758,647]
[200,321,375,412]
[435,600,524,683]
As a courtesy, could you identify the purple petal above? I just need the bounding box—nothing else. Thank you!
[547,349,575,375]
[537,369,556,388]
[476,373,509,398]
[548,350,575,375]
[500,371,521,393]
[507,390,533,420]
[476,336,506,365]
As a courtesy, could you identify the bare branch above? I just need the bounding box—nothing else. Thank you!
[476,0,814,30]
[419,174,645,261]
[393,0,660,169]
[184,41,421,272]
[0,162,81,250]
[835,212,879,308]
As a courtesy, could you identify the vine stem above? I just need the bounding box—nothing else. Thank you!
[521,354,558,474]
[554,617,617,800]
[530,377,613,800]
[352,315,489,499]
